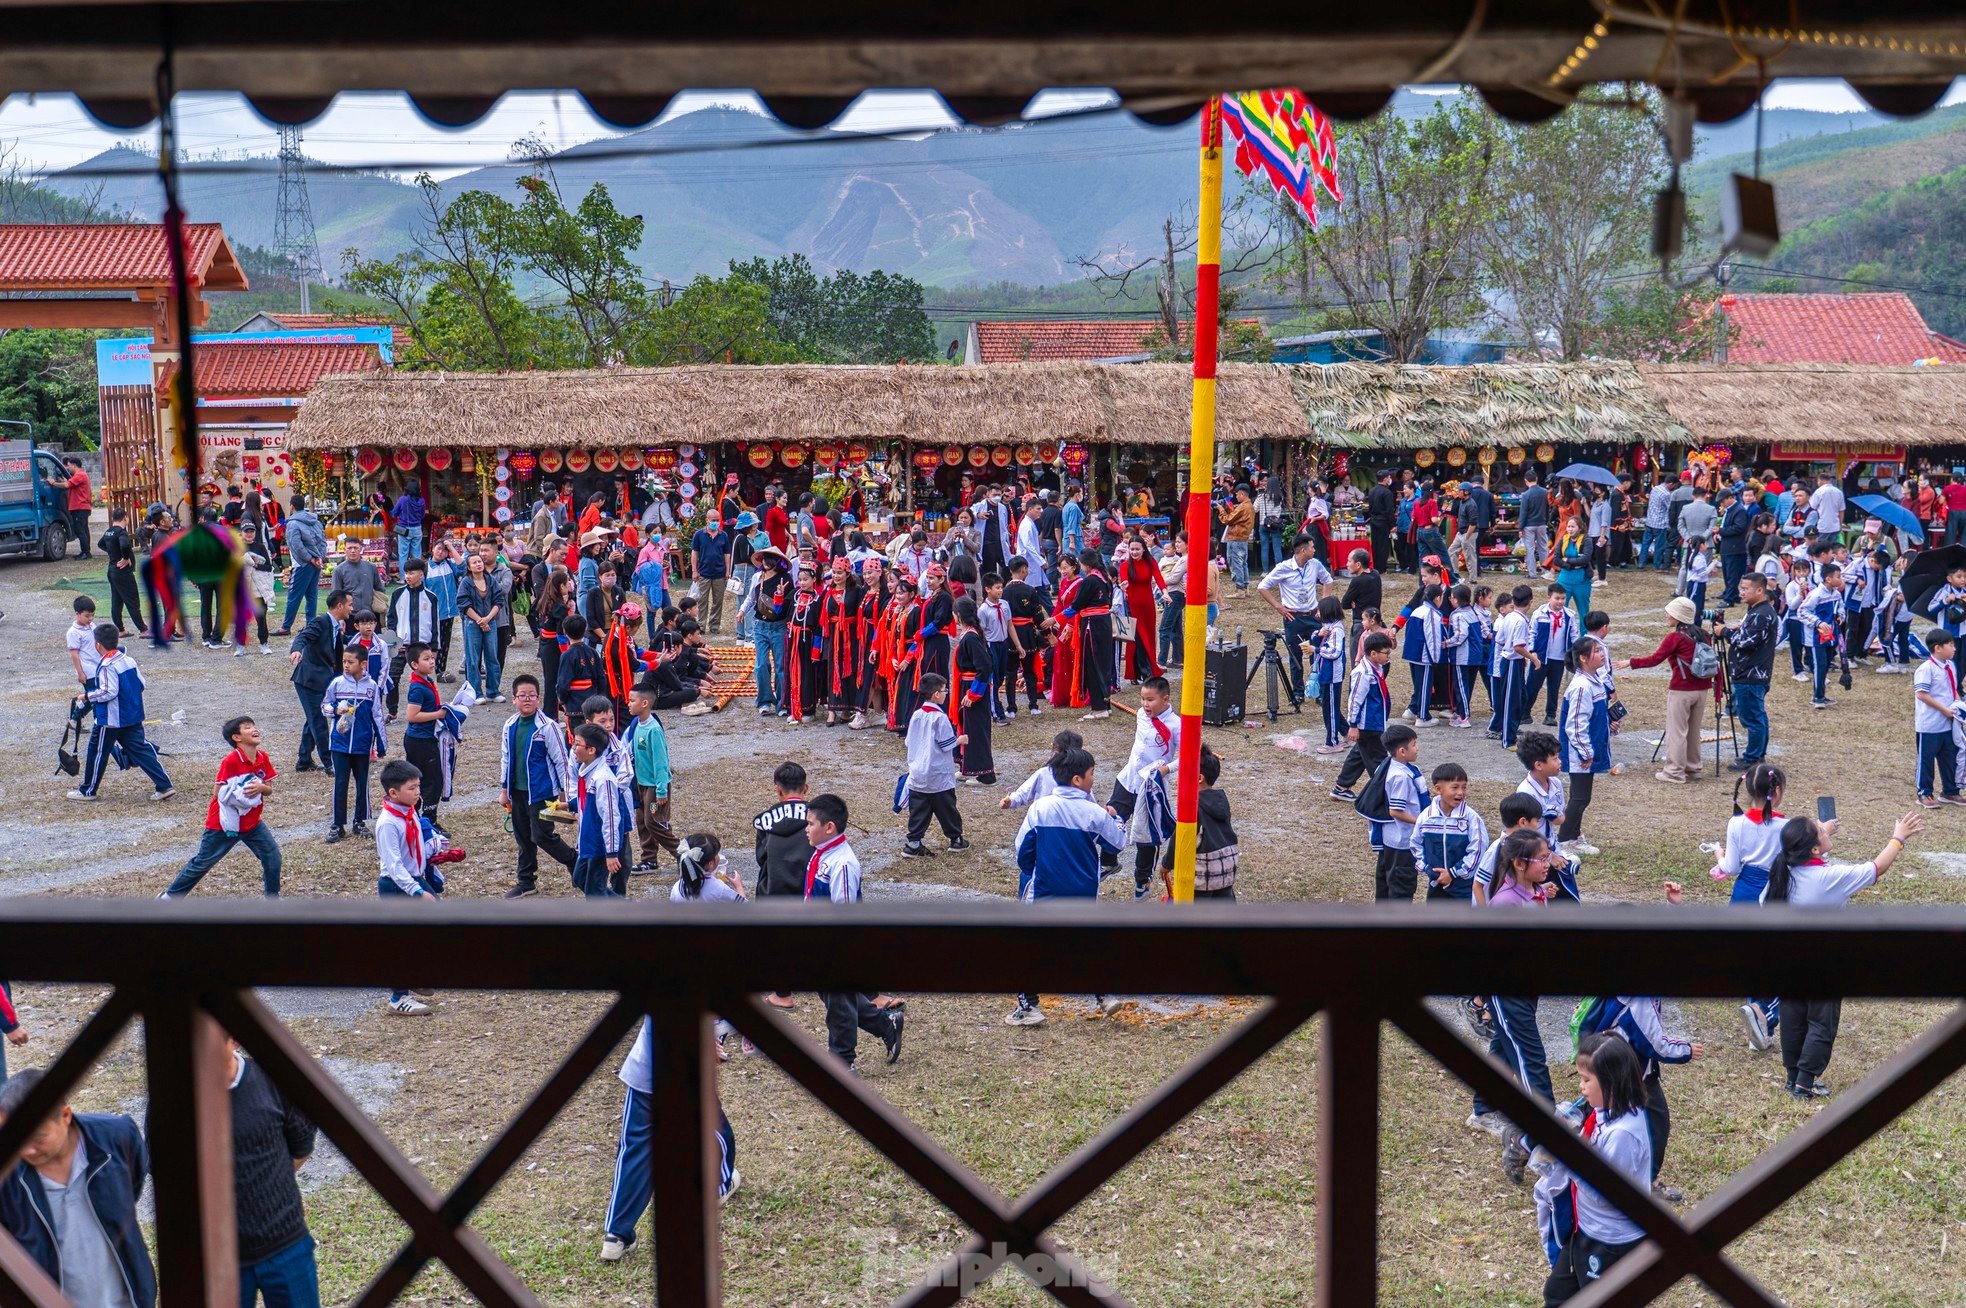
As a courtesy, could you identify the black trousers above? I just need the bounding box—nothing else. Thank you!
[1643,1069,1669,1181]
[403,735,443,818]
[538,638,562,716]
[436,617,455,675]
[1779,996,1843,1090]
[68,508,92,557]
[1375,845,1416,901]
[1557,771,1595,844]
[1544,1231,1642,1305]
[1848,608,1875,657]
[107,566,145,633]
[905,788,962,844]
[1101,782,1159,888]
[1523,662,1562,721]
[1369,522,1392,575]
[821,992,895,1067]
[386,644,411,715]
[1082,620,1113,710]
[511,791,577,891]
[1007,637,1044,709]
[295,685,331,769]
[198,583,220,642]
[1334,728,1386,790]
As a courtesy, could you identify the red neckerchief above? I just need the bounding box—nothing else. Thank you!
[411,670,441,709]
[385,802,421,868]
[1746,806,1784,825]
[1148,710,1172,749]
[805,832,848,899]
[1934,654,1958,701]
[1373,662,1390,708]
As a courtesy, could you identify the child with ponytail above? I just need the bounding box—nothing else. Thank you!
[1717,762,1801,1049]
[1540,1033,1653,1303]
[669,833,743,903]
[1765,808,1924,1099]
[1555,636,1611,860]
[1000,730,1085,811]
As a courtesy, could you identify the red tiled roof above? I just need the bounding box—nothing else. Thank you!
[0,223,249,291]
[261,312,414,357]
[1719,292,1966,364]
[972,319,1253,363]
[161,341,385,398]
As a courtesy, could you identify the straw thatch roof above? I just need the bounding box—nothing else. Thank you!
[1638,363,1966,448]
[284,359,1704,453]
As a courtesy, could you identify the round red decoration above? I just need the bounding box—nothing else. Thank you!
[967,446,989,468]
[781,445,807,469]
[566,449,592,473]
[392,448,419,472]
[942,445,964,467]
[424,447,453,472]
[749,446,773,469]
[539,449,563,473]
[618,449,642,471]
[814,445,839,469]
[355,448,383,475]
[1036,441,1060,462]
[846,441,871,463]
[990,446,1012,468]
[1014,445,1036,466]
[595,449,619,472]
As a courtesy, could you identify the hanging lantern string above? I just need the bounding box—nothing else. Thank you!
[140,27,254,646]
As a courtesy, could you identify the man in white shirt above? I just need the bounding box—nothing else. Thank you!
[1015,501,1048,588]
[1808,473,1846,543]
[1256,535,1334,699]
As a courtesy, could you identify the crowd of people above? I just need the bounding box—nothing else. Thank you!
[7,453,1954,1306]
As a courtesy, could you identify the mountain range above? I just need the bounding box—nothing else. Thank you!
[34,91,1964,299]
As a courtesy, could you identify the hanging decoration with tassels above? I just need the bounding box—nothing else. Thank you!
[141,43,253,648]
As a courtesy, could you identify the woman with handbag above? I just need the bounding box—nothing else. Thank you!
[1115,538,1164,683]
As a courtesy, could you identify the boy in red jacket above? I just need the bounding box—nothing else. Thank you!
[161,715,283,898]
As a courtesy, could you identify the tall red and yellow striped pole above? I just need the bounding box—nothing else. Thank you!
[1169,98,1224,904]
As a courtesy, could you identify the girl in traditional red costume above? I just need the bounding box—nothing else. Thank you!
[1115,537,1165,682]
[818,557,865,726]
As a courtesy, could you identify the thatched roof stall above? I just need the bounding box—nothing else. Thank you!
[1638,363,1966,452]
[287,360,1702,452]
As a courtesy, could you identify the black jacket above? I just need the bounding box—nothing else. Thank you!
[1718,503,1752,558]
[1366,483,1397,527]
[752,799,812,897]
[1726,600,1780,684]
[98,524,140,572]
[0,1114,156,1308]
[288,613,344,692]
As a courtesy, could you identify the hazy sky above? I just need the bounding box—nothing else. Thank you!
[3,79,1959,179]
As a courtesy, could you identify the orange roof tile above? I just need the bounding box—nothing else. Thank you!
[1720,292,1966,364]
[161,341,385,398]
[0,223,248,292]
[972,319,1252,363]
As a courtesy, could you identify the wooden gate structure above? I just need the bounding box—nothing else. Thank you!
[1,898,1963,1308]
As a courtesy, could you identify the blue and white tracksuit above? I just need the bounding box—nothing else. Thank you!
[80,649,171,796]
[1683,549,1712,615]
[1415,799,1488,901]
[1800,582,1846,701]
[1926,581,1966,677]
[1346,659,1390,735]
[1719,808,1789,1032]
[1525,605,1578,722]
[1583,996,1693,1179]
[1401,602,1443,720]
[606,1016,737,1245]
[1558,672,1611,777]
[1313,620,1348,746]
[1490,610,1531,744]
[1447,606,1484,720]
[1015,785,1128,902]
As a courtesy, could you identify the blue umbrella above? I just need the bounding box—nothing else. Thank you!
[1552,462,1621,489]
[1852,493,1924,542]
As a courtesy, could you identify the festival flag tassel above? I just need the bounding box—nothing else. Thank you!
[1220,89,1344,226]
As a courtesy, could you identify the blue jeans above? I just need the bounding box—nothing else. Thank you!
[1258,524,1285,571]
[732,564,756,640]
[605,1086,736,1242]
[1732,680,1768,763]
[754,619,788,708]
[240,1234,320,1308]
[1639,526,1669,568]
[1226,540,1250,589]
[166,823,283,897]
[462,621,502,697]
[396,526,423,573]
[1810,641,1833,702]
[281,563,319,630]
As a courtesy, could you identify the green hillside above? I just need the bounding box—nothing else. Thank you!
[1759,162,1966,337]
[1689,104,1966,232]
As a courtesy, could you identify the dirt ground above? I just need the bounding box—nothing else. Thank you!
[4,555,1964,1307]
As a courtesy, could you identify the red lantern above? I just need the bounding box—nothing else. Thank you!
[566,449,592,473]
[990,445,1012,468]
[424,447,453,472]
[618,449,642,471]
[509,450,538,478]
[648,448,680,473]
[1633,445,1650,472]
[967,446,989,468]
[748,445,774,469]
[595,449,620,472]
[355,448,383,475]
[781,445,807,469]
[913,448,942,471]
[1331,451,1351,479]
[539,449,564,473]
[392,448,419,472]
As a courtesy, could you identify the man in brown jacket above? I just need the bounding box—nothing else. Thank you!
[1221,485,1257,591]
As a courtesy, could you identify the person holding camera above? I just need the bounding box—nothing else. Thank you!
[1720,573,1780,770]
[1620,597,1717,784]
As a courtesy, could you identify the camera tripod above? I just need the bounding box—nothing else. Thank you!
[1247,627,1305,723]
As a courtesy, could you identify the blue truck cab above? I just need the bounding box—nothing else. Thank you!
[0,423,80,561]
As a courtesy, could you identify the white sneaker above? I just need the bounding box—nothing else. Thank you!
[1401,709,1418,721]
[1466,1111,1507,1137]
[1412,717,1438,728]
[1741,1002,1772,1052]
[599,1234,632,1262]
[262,645,277,656]
[1079,709,1111,721]
[1097,996,1127,1016]
[387,996,432,1016]
[1791,671,1810,682]
[758,705,775,716]
[720,1169,741,1205]
[234,646,249,658]
[1005,1004,1047,1026]
[66,789,98,801]
[1565,839,1601,857]
[148,787,176,802]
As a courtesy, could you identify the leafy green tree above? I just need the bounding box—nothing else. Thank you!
[642,276,801,366]
[1578,280,1729,362]
[0,329,103,449]
[1272,99,1499,362]
[728,254,935,362]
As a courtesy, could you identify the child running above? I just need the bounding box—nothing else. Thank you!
[1008,746,1128,1026]
[160,716,281,898]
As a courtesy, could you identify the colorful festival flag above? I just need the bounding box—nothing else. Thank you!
[1219,89,1343,226]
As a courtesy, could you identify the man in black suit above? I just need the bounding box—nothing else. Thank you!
[288,589,353,773]
[1365,468,1398,576]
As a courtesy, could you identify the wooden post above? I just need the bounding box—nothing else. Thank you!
[648,1005,721,1307]
[143,997,238,1308]
[1317,1007,1379,1308]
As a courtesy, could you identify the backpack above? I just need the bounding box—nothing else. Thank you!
[1684,628,1721,679]
[1568,996,1622,1052]
[1352,756,1392,823]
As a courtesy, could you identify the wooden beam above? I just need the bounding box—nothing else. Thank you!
[141,997,238,1308]
[0,300,155,328]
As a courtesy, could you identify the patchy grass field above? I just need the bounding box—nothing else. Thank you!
[4,556,1964,1307]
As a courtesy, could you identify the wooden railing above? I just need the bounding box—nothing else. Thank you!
[2,899,1964,1308]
